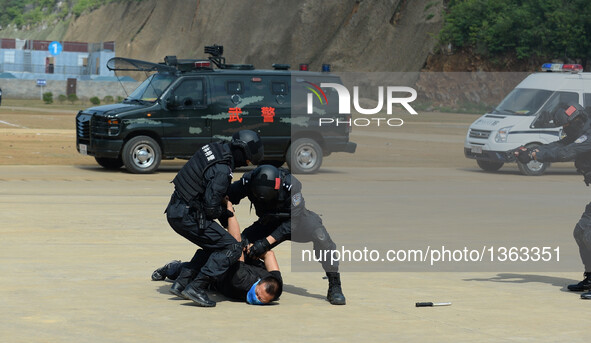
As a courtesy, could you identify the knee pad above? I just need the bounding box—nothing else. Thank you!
[312,227,336,251]
[312,227,339,273]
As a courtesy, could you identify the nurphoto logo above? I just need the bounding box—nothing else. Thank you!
[306,82,418,127]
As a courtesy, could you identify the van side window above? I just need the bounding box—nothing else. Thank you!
[539,91,579,114]
[559,91,579,105]
[533,91,579,128]
[173,79,204,107]
[271,81,288,95]
[226,81,243,94]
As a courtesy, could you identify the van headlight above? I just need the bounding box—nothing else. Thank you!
[495,126,513,143]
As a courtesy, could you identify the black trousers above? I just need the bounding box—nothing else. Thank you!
[242,209,339,272]
[166,193,241,278]
[574,201,591,272]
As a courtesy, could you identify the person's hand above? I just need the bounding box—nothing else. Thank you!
[514,146,532,163]
[530,149,538,160]
[247,239,271,259]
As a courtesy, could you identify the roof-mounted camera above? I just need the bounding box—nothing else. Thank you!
[204,44,254,70]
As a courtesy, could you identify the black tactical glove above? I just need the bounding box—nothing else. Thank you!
[514,146,533,164]
[241,237,250,250]
[248,239,271,259]
[218,209,234,228]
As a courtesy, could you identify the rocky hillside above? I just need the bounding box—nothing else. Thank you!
[3,0,445,72]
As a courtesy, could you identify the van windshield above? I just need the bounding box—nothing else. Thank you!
[125,73,176,104]
[493,88,552,116]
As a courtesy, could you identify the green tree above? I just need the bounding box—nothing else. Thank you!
[439,0,591,62]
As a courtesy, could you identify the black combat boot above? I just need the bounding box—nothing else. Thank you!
[326,272,346,305]
[568,272,591,292]
[181,274,216,307]
[169,267,197,298]
[151,260,181,281]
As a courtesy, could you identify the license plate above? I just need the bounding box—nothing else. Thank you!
[470,145,482,154]
[79,144,87,155]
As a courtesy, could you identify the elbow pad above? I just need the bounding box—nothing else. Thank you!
[204,206,222,219]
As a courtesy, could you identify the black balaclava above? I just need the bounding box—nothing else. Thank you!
[564,115,588,138]
[231,147,248,168]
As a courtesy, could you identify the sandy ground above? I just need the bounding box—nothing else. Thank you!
[1,101,589,342]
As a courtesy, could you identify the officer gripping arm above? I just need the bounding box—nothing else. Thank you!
[203,163,232,219]
[246,169,305,259]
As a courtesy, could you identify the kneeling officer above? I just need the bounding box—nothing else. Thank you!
[514,103,591,299]
[166,130,263,307]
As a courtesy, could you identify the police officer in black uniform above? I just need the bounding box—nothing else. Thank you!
[166,130,263,307]
[515,103,591,299]
[228,165,346,305]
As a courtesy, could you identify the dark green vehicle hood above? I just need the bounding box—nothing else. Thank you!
[82,103,148,116]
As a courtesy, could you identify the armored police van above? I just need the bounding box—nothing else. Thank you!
[464,63,591,175]
[76,45,356,174]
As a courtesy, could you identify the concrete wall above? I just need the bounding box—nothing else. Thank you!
[0,78,141,100]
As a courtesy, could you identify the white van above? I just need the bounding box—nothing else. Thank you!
[464,64,591,175]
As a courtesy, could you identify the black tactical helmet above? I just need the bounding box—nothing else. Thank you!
[231,130,264,165]
[553,103,587,127]
[249,165,281,203]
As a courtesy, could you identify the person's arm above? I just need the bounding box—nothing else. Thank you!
[203,164,232,219]
[262,251,283,288]
[225,198,245,262]
[533,135,591,162]
[261,250,279,272]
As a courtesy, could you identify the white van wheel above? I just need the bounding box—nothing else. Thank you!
[517,143,549,176]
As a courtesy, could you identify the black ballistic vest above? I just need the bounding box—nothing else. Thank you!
[172,142,232,203]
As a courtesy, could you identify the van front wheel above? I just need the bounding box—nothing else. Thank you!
[287,138,323,174]
[122,136,161,174]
